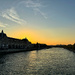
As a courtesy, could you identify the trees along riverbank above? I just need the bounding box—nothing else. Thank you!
[61,43,75,52]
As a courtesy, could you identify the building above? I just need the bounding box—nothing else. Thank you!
[0,30,31,49]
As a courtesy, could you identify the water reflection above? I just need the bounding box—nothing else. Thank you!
[0,48,75,75]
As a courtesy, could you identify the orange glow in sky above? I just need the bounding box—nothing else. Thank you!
[0,0,75,45]
[4,27,75,45]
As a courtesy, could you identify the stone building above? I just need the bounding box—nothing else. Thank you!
[0,30,31,49]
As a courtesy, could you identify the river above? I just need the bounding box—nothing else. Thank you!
[0,48,75,75]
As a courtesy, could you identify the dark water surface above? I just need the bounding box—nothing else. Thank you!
[0,48,75,75]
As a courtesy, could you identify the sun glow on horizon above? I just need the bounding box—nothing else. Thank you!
[0,0,75,45]
[4,28,75,45]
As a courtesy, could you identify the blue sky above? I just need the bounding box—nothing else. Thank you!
[0,0,75,45]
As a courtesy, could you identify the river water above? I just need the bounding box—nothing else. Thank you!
[0,48,75,75]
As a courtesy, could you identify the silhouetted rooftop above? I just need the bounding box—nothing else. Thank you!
[0,30,7,38]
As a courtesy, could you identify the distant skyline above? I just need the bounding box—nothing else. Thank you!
[0,0,75,45]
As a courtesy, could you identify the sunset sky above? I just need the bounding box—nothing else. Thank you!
[0,0,75,45]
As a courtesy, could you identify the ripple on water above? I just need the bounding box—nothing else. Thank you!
[0,48,75,75]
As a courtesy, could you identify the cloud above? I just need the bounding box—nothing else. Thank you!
[0,22,8,27]
[34,8,48,19]
[19,0,47,19]
[1,7,27,25]
[25,0,42,8]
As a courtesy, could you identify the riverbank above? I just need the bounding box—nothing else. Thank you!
[53,44,75,53]
[0,47,51,54]
[0,43,52,54]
